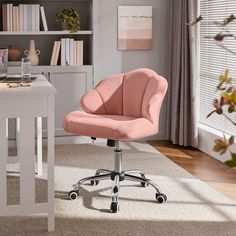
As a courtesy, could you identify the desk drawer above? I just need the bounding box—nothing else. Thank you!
[0,93,48,118]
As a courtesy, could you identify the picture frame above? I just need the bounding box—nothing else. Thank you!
[118,5,153,50]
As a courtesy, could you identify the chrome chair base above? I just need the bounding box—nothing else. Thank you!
[68,141,167,213]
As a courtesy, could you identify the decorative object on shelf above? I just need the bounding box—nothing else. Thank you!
[8,45,21,61]
[56,8,80,33]
[24,40,40,66]
[118,6,152,50]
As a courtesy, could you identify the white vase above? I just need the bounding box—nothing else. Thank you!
[24,40,40,66]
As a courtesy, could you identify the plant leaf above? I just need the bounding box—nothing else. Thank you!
[228,105,235,113]
[229,136,235,145]
[225,159,236,167]
[231,152,236,161]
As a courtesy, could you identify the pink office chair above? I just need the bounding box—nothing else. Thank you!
[63,68,168,212]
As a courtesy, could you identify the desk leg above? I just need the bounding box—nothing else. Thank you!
[18,117,35,208]
[36,117,43,176]
[47,94,55,232]
[0,117,8,207]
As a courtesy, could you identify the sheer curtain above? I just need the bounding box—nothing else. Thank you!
[166,0,198,146]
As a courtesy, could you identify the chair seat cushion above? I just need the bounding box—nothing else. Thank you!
[63,111,157,141]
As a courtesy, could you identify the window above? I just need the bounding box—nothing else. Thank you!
[199,0,236,135]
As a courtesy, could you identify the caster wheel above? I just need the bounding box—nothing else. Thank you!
[141,181,149,187]
[156,193,167,204]
[110,202,119,213]
[68,190,79,200]
[90,180,99,186]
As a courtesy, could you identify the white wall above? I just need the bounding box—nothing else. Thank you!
[93,0,172,139]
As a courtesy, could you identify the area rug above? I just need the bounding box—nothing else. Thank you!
[1,142,236,236]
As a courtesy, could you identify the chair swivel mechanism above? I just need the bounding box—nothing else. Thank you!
[63,68,168,213]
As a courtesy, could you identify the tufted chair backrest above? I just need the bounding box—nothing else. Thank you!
[80,68,168,125]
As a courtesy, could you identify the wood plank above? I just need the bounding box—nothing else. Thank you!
[149,141,236,202]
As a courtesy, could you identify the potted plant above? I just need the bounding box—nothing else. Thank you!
[56,8,80,33]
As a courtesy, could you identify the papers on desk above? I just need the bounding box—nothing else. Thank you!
[0,75,37,83]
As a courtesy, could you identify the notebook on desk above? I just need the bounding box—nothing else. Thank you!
[0,76,37,83]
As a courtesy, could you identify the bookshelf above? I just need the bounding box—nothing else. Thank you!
[1,0,95,142]
[0,0,93,66]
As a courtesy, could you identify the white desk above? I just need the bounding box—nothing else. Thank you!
[0,75,56,232]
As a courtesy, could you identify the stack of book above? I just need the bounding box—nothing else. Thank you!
[2,4,48,31]
[50,38,83,66]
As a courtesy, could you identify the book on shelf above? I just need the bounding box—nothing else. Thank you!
[60,38,66,66]
[35,5,40,31]
[54,41,61,65]
[23,4,27,31]
[73,40,76,65]
[31,5,36,31]
[12,6,20,31]
[27,5,32,31]
[50,41,57,66]
[19,4,24,31]
[16,6,20,31]
[79,40,83,65]
[31,4,40,31]
[76,42,80,66]
[6,4,13,31]
[50,41,61,66]
[9,4,13,31]
[12,6,16,31]
[40,6,48,31]
[69,38,74,66]
[65,38,70,66]
[2,4,7,31]
[76,41,83,66]
[2,3,42,32]
[59,38,84,66]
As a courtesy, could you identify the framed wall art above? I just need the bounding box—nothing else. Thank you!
[118,5,152,50]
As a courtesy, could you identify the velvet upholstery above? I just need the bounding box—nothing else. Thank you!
[63,68,168,141]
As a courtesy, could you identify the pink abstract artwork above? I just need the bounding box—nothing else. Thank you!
[118,6,152,50]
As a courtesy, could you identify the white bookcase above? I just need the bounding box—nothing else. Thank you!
[0,0,94,143]
[0,0,93,65]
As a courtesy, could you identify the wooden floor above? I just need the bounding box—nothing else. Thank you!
[149,141,236,202]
